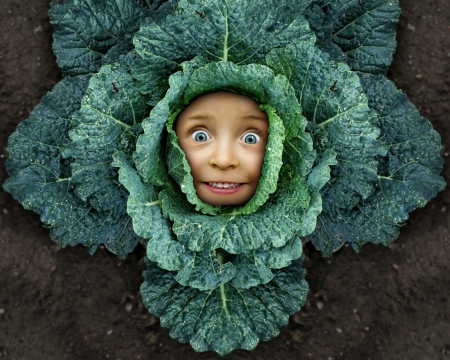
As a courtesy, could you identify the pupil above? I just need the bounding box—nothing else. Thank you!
[195,132,207,142]
[246,135,256,143]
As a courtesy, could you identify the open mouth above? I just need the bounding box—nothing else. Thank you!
[204,182,245,194]
[207,182,242,189]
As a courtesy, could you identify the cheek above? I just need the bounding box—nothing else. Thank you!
[184,150,207,180]
[245,148,266,181]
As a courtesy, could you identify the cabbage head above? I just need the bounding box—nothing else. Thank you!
[3,0,445,355]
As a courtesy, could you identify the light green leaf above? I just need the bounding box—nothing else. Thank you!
[115,150,236,290]
[133,57,207,186]
[131,60,326,254]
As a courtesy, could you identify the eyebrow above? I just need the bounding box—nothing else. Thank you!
[240,114,268,121]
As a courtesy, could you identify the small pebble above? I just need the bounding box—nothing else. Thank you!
[392,263,399,270]
[336,327,342,333]
[125,303,133,312]
[316,301,324,310]
[107,329,113,335]
[0,308,5,315]
[441,206,446,213]
[2,208,8,214]
[69,342,75,347]
[415,74,423,80]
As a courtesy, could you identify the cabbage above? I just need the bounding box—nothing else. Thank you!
[3,0,445,355]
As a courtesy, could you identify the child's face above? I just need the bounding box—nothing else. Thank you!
[175,91,269,206]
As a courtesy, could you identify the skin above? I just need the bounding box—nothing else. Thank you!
[175,91,269,206]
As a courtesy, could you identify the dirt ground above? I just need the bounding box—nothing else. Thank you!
[0,1,449,359]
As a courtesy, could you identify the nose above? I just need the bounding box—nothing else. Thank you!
[209,139,239,170]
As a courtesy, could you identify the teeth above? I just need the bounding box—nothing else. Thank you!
[208,182,241,189]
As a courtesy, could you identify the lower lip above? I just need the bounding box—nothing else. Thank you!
[203,183,245,194]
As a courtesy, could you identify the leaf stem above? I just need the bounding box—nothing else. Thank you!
[222,3,229,61]
[217,250,224,265]
[219,283,231,320]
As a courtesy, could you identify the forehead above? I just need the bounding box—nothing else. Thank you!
[176,91,268,126]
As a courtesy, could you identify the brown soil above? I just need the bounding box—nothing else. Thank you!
[1,1,449,359]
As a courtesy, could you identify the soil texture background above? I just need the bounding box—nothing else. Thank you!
[0,1,449,359]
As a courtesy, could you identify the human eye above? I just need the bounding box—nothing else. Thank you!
[191,129,210,142]
[242,132,261,144]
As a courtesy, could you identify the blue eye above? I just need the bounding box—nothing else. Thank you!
[192,130,209,142]
[243,132,261,144]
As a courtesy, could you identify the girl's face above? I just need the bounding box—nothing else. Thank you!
[175,91,269,206]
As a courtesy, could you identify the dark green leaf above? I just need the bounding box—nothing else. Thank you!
[141,258,308,356]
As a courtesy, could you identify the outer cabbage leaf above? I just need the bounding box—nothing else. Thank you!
[49,0,150,76]
[265,41,386,212]
[309,74,446,256]
[141,257,308,356]
[64,62,149,216]
[302,2,346,62]
[3,76,140,258]
[231,236,303,289]
[131,0,315,105]
[136,0,173,11]
[307,0,401,75]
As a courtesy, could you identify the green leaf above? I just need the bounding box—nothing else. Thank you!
[231,236,303,289]
[3,76,140,258]
[49,0,149,76]
[159,172,310,254]
[302,2,346,62]
[141,257,308,356]
[131,0,315,105]
[175,250,236,291]
[133,57,207,187]
[163,62,304,217]
[132,58,334,254]
[266,41,386,212]
[115,151,236,290]
[309,74,446,256]
[113,151,196,272]
[231,253,274,289]
[322,0,401,74]
[65,62,149,215]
